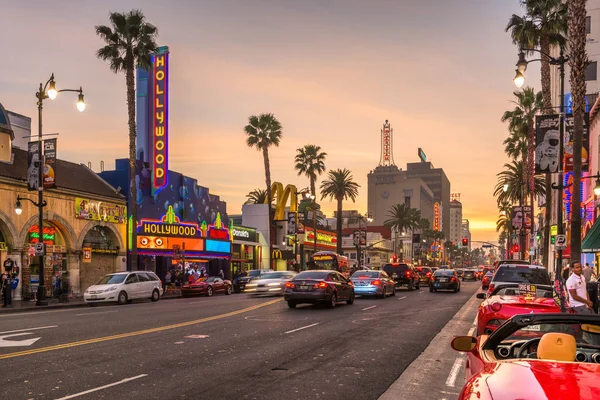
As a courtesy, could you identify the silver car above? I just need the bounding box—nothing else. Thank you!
[244,271,298,296]
[350,270,396,298]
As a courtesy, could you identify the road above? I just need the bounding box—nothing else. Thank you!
[0,281,479,400]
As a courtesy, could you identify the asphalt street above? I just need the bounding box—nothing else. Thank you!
[0,281,479,400]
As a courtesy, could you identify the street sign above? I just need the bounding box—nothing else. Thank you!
[34,243,45,256]
[481,244,492,248]
[555,234,567,250]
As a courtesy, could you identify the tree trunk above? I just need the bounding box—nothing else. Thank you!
[540,37,553,269]
[310,176,316,197]
[126,61,138,271]
[263,148,273,270]
[336,196,343,255]
[528,120,535,263]
[569,0,588,264]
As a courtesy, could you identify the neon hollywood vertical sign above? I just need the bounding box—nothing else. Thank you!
[153,47,169,193]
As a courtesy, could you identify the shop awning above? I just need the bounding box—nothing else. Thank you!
[582,218,600,253]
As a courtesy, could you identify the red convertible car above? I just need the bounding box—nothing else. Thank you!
[181,276,233,297]
[452,313,600,400]
[475,284,560,336]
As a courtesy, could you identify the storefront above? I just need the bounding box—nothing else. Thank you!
[302,227,337,260]
[0,147,127,300]
[231,225,260,276]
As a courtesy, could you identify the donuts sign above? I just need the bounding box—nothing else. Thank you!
[153,47,169,192]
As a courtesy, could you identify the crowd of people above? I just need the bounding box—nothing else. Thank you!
[162,264,225,293]
[560,262,598,314]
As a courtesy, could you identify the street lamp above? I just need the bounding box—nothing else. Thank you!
[513,49,569,267]
[31,73,85,306]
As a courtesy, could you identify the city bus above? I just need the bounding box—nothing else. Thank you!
[308,251,350,277]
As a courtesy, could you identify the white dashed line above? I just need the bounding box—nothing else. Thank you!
[56,374,148,399]
[445,357,465,387]
[398,296,407,300]
[362,305,377,311]
[284,323,320,334]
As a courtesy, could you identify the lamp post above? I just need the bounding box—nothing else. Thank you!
[513,49,568,270]
[26,74,85,306]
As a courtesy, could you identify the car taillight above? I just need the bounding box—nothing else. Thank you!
[406,271,411,277]
[372,280,381,286]
[490,302,502,312]
[314,282,329,289]
[426,272,431,277]
[285,282,295,288]
[450,277,456,282]
[488,284,495,293]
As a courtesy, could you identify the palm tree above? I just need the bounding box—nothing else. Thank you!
[568,0,588,263]
[384,204,422,258]
[96,10,158,271]
[244,113,283,269]
[245,189,267,205]
[295,145,327,196]
[320,168,360,254]
[506,0,567,268]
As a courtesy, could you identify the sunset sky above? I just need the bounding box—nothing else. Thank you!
[1,0,541,243]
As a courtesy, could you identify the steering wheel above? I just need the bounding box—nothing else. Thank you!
[516,338,541,358]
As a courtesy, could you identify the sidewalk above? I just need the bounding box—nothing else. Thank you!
[0,289,184,314]
[379,291,480,400]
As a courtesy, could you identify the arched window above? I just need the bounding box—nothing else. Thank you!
[82,226,119,251]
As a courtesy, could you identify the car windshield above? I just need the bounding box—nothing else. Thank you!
[352,271,380,279]
[260,272,290,279]
[493,267,550,285]
[434,270,454,277]
[205,277,217,283]
[295,271,330,280]
[503,322,600,346]
[96,274,127,285]
[416,268,432,273]
[248,270,262,277]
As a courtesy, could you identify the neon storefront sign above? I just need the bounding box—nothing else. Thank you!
[138,206,199,238]
[29,225,56,245]
[153,47,169,192]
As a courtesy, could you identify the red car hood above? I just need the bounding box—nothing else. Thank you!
[483,361,600,400]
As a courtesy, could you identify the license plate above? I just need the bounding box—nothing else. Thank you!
[358,282,367,286]
[299,285,309,291]
[439,278,448,282]
[392,274,398,278]
[522,324,541,332]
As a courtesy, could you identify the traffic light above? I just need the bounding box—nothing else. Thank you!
[462,238,468,246]
[513,244,520,252]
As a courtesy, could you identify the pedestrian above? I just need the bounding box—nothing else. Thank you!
[164,271,171,293]
[566,263,594,314]
[582,263,596,283]
[218,269,224,279]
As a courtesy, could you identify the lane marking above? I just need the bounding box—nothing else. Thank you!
[467,326,475,336]
[75,310,118,317]
[0,325,57,335]
[419,291,424,294]
[398,296,407,300]
[362,305,377,311]
[55,374,148,399]
[284,323,319,334]
[0,298,282,360]
[0,332,42,347]
[445,357,465,387]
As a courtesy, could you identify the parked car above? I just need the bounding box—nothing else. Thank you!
[284,270,355,309]
[243,271,297,296]
[475,283,559,335]
[462,269,477,281]
[84,271,163,305]
[487,264,551,296]
[430,269,461,293]
[451,314,600,400]
[350,270,395,298]
[481,271,493,290]
[181,276,233,297]
[233,269,273,293]
[456,269,464,278]
[382,262,421,291]
[415,266,433,286]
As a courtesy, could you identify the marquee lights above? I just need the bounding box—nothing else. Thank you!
[153,47,169,192]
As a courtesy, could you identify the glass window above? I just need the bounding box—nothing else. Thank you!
[137,273,151,282]
[97,274,127,285]
[125,274,139,284]
[295,271,329,280]
[586,16,591,34]
[585,61,597,81]
[493,267,551,285]
[351,271,379,278]
[146,272,159,281]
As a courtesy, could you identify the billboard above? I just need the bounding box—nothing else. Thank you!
[27,141,41,191]
[511,206,532,231]
[535,114,560,174]
[43,138,57,189]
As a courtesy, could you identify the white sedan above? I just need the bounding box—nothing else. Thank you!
[84,271,163,305]
[244,271,297,296]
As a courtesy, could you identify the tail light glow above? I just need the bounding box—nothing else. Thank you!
[426,272,431,277]
[314,281,329,289]
[285,282,296,288]
[372,280,381,286]
[406,271,411,277]
[450,277,456,282]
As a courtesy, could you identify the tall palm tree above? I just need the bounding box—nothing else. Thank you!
[245,188,267,205]
[506,0,567,268]
[295,145,327,196]
[244,113,283,269]
[568,0,588,263]
[96,10,158,271]
[320,168,360,254]
[384,204,422,258]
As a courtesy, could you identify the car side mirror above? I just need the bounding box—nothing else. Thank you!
[476,293,486,299]
[451,336,477,353]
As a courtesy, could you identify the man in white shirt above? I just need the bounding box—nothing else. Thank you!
[566,263,594,314]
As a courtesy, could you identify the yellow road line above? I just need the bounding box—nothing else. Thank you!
[0,298,281,360]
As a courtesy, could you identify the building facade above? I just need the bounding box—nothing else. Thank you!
[462,219,472,252]
[449,200,463,245]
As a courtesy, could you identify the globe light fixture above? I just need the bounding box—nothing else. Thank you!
[513,70,525,88]
[77,88,86,112]
[15,199,23,215]
[47,77,58,100]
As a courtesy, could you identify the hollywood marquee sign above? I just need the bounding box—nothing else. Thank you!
[153,46,169,193]
[433,202,441,232]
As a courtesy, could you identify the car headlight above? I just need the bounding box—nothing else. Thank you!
[104,286,118,292]
[267,282,281,287]
[246,283,258,288]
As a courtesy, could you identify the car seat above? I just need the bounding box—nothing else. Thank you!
[536,332,576,362]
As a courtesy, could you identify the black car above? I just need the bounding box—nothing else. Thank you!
[284,270,355,309]
[382,263,420,291]
[233,269,273,293]
[462,269,477,281]
[430,269,461,293]
[415,266,433,286]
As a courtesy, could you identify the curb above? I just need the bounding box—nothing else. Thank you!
[0,294,184,314]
